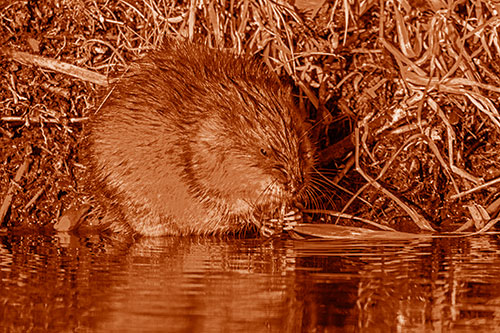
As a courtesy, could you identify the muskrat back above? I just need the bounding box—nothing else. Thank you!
[85,40,315,236]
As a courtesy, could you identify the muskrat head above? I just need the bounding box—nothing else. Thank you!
[187,78,315,220]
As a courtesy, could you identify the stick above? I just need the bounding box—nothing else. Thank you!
[0,155,31,224]
[2,48,108,87]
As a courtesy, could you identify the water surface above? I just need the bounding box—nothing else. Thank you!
[1,231,500,332]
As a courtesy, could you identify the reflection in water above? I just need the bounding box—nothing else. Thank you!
[0,232,500,332]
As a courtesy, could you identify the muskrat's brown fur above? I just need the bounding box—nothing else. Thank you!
[85,40,315,236]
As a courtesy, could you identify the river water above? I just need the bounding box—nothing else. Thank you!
[1,231,500,332]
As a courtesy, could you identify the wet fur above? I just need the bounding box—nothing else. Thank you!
[85,40,314,236]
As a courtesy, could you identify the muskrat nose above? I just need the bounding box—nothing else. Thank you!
[285,182,297,195]
[285,178,302,197]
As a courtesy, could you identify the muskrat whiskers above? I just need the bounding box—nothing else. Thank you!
[309,168,348,206]
[301,186,318,211]
[311,184,328,210]
[315,168,340,175]
[307,179,333,211]
[309,177,337,196]
[254,178,282,209]
[310,180,333,212]
[313,167,360,197]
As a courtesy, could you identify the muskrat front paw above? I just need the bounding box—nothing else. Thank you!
[281,209,303,231]
[259,209,303,237]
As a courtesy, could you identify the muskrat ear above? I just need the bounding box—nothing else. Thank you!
[260,148,268,157]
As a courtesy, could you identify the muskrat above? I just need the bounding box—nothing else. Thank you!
[84,40,315,236]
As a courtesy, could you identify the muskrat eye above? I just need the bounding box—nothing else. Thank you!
[260,148,268,156]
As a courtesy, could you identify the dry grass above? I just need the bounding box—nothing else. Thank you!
[1,0,500,234]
